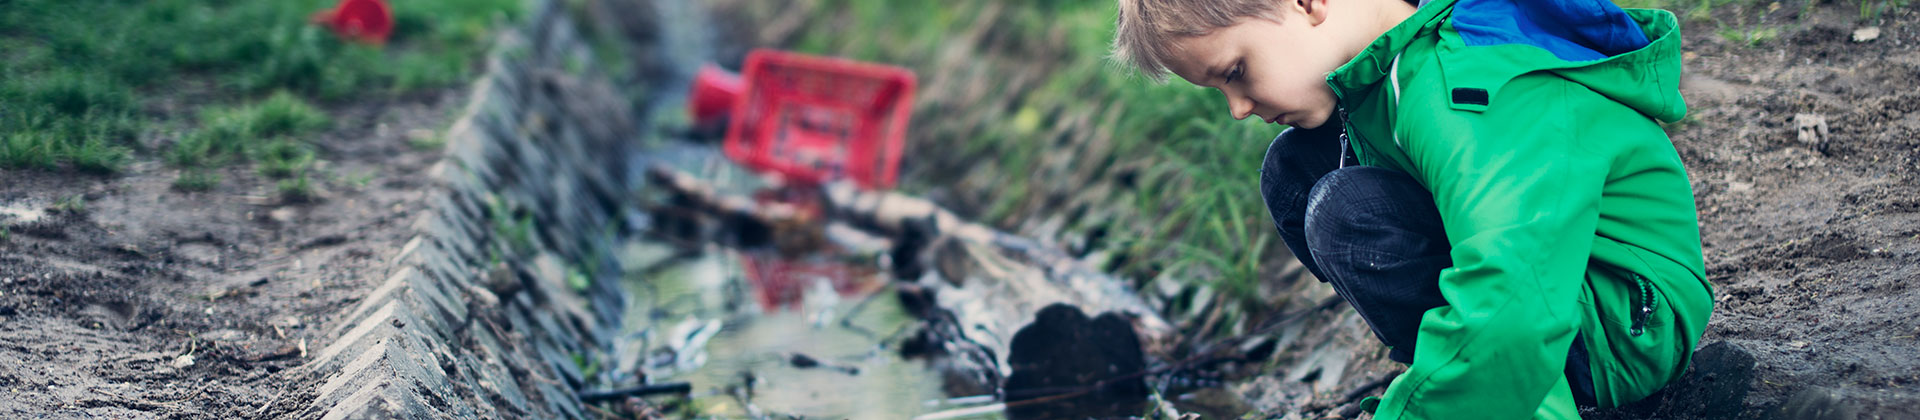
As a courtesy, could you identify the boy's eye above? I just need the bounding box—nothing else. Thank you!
[1225,64,1243,83]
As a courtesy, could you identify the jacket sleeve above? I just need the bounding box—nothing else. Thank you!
[1372,74,1603,420]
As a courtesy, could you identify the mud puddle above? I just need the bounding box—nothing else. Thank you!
[612,240,974,419]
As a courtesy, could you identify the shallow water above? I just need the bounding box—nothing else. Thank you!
[616,240,983,419]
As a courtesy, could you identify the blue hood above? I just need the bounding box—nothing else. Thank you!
[1448,0,1651,61]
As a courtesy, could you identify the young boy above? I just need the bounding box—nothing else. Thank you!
[1113,0,1714,418]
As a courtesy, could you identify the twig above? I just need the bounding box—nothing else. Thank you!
[576,382,693,403]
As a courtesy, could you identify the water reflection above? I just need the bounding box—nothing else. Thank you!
[616,241,977,419]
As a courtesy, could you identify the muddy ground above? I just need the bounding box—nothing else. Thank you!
[1653,2,1920,417]
[0,89,461,418]
[1,0,1917,419]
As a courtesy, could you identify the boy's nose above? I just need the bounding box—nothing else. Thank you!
[1230,95,1255,121]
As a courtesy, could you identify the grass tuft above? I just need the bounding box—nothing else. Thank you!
[173,170,222,192]
[276,174,316,202]
[255,138,317,179]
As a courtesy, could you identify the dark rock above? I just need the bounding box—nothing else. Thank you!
[1003,303,1149,420]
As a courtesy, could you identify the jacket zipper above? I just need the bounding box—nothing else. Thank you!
[1629,274,1654,337]
[1336,106,1354,168]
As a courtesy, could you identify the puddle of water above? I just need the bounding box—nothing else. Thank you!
[617,241,985,419]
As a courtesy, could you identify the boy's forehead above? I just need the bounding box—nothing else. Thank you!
[1165,32,1232,82]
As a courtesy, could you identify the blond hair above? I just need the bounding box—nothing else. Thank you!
[1113,0,1281,82]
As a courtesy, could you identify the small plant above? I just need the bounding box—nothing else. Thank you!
[0,132,60,170]
[407,130,447,151]
[51,194,86,215]
[68,135,131,174]
[248,91,331,138]
[348,171,378,188]
[28,72,134,117]
[1718,25,1781,47]
[255,138,316,179]
[174,170,221,192]
[276,173,316,202]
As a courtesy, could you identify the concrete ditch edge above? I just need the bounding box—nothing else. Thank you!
[294,1,643,418]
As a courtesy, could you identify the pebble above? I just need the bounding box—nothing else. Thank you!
[1852,27,1882,43]
[171,355,195,369]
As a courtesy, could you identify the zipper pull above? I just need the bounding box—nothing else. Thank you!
[1630,275,1653,337]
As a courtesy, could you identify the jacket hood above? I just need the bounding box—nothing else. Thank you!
[1332,0,1689,122]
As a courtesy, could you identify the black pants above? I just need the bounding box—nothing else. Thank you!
[1257,124,1598,407]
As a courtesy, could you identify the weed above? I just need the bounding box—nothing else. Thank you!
[51,194,86,215]
[168,92,327,170]
[1719,25,1782,46]
[174,170,221,192]
[567,266,591,292]
[348,171,378,188]
[0,132,61,170]
[408,130,448,151]
[248,91,331,138]
[69,135,132,174]
[276,174,316,202]
[485,194,537,254]
[27,72,135,117]
[255,139,317,179]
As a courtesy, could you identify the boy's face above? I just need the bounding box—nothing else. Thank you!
[1165,0,1354,129]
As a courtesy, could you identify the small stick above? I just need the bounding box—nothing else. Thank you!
[576,382,693,403]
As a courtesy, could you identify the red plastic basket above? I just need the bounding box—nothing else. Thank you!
[723,49,917,190]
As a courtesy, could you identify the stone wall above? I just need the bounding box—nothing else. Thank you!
[294,1,643,418]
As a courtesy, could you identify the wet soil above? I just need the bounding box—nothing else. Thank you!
[0,90,462,418]
[1655,2,1920,417]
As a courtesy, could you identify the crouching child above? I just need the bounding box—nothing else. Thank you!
[1112,0,1715,418]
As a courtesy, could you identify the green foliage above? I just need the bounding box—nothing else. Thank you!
[1,132,62,170]
[51,194,87,215]
[174,170,222,192]
[70,136,133,174]
[248,91,333,138]
[168,91,327,171]
[255,138,317,179]
[276,173,315,202]
[0,0,521,174]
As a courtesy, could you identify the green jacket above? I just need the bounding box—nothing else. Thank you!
[1324,0,1713,418]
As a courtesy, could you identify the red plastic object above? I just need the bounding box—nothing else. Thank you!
[312,0,394,45]
[690,64,745,128]
[722,49,917,190]
[738,253,883,311]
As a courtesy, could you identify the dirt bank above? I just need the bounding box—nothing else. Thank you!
[0,91,460,418]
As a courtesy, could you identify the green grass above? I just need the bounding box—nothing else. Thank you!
[173,170,222,192]
[276,174,316,202]
[0,0,522,173]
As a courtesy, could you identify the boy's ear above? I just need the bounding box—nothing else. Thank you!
[1298,0,1331,26]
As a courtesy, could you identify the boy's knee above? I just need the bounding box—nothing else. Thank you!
[1303,166,1430,245]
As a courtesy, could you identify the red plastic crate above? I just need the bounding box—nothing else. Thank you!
[723,49,916,190]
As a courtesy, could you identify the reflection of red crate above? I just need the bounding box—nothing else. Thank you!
[723,49,916,190]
